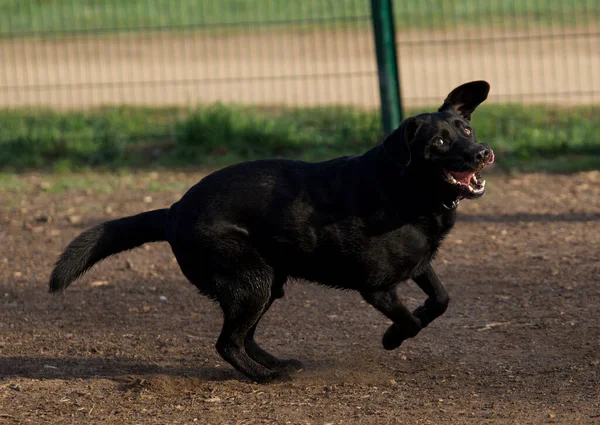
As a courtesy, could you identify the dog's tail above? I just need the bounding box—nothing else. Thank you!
[49,208,169,293]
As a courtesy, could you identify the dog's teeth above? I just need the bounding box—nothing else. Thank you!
[473,182,485,193]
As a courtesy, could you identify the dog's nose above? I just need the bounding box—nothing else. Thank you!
[474,147,492,164]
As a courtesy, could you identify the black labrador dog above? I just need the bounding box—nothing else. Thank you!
[50,80,495,383]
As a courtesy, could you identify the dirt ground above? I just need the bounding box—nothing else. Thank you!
[0,169,599,424]
[1,27,599,109]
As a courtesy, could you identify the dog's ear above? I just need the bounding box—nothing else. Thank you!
[382,116,420,167]
[438,80,490,121]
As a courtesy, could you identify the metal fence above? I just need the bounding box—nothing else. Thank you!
[0,1,599,113]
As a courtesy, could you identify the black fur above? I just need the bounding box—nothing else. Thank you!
[50,81,494,383]
[50,209,168,292]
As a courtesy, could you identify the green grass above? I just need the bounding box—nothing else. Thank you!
[1,0,598,36]
[0,171,193,195]
[0,103,598,173]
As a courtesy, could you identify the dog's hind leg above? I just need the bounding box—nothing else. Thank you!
[214,269,292,383]
[411,264,450,328]
[244,278,304,374]
[361,285,425,350]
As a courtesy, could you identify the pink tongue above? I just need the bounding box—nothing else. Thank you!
[450,171,474,185]
[488,150,495,164]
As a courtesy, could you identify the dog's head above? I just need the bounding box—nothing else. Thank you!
[382,80,495,199]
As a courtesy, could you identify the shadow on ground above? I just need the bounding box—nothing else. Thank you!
[0,356,240,382]
[459,212,600,223]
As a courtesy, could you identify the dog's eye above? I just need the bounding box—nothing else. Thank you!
[433,138,445,147]
[465,128,472,136]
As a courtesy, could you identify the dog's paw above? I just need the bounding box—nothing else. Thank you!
[263,358,303,375]
[255,369,293,384]
[382,324,407,350]
[412,305,430,324]
[278,358,304,372]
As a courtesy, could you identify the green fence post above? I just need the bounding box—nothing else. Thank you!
[370,0,403,135]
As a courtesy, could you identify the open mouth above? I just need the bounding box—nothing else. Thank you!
[443,150,494,198]
[443,169,486,197]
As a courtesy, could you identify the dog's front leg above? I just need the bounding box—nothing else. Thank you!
[361,285,424,350]
[362,264,449,350]
[411,263,450,328]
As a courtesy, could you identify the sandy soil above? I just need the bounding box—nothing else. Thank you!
[1,169,599,424]
[0,27,599,109]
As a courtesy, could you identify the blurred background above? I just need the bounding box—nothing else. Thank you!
[0,0,598,172]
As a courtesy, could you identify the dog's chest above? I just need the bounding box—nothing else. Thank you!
[369,211,454,276]
[290,212,455,288]
[363,221,447,281]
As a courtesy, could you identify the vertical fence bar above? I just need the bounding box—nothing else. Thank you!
[370,0,402,135]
